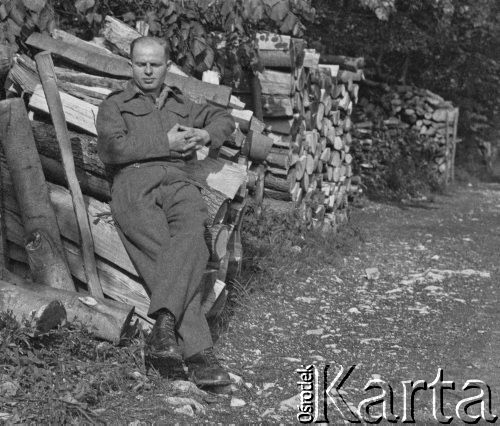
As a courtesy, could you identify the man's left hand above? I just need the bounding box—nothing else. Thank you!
[178,126,210,146]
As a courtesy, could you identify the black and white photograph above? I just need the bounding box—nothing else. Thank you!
[0,0,498,423]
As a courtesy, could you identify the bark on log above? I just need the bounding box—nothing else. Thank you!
[264,188,292,201]
[25,230,75,291]
[14,54,126,91]
[36,52,103,298]
[26,32,132,78]
[0,98,74,291]
[1,268,137,343]
[264,173,293,193]
[247,131,274,162]
[262,95,293,117]
[0,280,66,333]
[39,154,111,202]
[199,186,230,226]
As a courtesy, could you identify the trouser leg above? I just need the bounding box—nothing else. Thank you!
[177,289,212,358]
[111,166,212,356]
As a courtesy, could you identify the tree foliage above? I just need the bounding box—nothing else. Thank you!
[309,0,500,158]
[51,0,315,83]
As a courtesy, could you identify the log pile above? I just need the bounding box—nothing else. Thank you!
[352,85,459,187]
[250,33,365,230]
[0,16,252,333]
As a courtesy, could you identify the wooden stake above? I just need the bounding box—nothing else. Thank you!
[35,51,103,299]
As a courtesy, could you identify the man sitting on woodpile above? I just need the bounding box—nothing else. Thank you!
[96,36,235,389]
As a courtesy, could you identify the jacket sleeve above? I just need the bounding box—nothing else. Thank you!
[191,102,235,149]
[96,98,170,165]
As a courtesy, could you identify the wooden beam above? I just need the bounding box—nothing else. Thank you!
[36,52,103,299]
[29,84,98,135]
[26,32,132,78]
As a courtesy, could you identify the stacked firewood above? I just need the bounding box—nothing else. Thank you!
[0,17,253,335]
[251,32,364,230]
[352,85,459,186]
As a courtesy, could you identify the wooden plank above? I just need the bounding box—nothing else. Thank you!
[36,51,103,297]
[51,29,116,56]
[29,84,98,135]
[165,72,232,107]
[26,32,132,78]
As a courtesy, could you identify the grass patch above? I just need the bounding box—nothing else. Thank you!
[239,204,363,291]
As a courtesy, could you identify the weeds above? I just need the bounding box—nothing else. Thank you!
[0,312,146,423]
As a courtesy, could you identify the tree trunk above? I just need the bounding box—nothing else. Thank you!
[0,269,136,343]
[0,279,66,333]
[0,98,74,291]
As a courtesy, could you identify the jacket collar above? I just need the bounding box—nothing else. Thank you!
[122,80,184,105]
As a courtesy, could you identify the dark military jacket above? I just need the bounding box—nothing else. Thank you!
[96,80,235,172]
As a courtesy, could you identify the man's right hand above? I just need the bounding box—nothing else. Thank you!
[168,123,199,158]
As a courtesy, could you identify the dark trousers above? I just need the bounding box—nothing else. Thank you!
[110,163,212,358]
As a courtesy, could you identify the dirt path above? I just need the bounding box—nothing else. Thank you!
[209,183,500,423]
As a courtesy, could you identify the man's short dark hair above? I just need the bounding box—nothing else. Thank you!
[130,36,170,61]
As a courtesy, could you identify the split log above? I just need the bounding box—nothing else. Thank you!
[29,84,98,135]
[165,72,231,107]
[0,98,74,291]
[319,64,339,78]
[25,32,132,78]
[303,49,320,68]
[225,126,246,148]
[246,131,274,162]
[0,280,66,333]
[230,109,253,132]
[257,70,294,96]
[262,95,293,117]
[205,224,229,263]
[181,156,247,200]
[36,52,103,298]
[264,117,295,135]
[51,29,115,56]
[102,15,141,57]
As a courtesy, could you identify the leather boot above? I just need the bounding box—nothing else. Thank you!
[144,309,184,379]
[185,347,231,387]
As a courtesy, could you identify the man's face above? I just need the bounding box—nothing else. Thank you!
[131,41,167,95]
